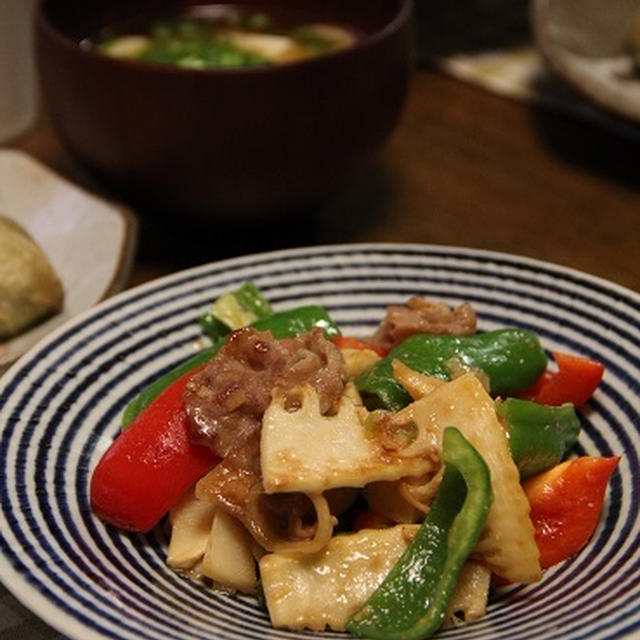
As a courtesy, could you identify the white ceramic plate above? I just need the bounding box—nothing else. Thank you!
[0,149,137,372]
[0,244,638,640]
[533,0,640,124]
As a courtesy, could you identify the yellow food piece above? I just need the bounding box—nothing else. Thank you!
[102,35,151,58]
[392,359,445,400]
[444,561,491,627]
[0,216,64,339]
[167,488,216,570]
[363,480,424,523]
[199,509,257,593]
[631,8,640,67]
[299,23,356,49]
[341,347,381,379]
[225,31,299,61]
[209,292,256,330]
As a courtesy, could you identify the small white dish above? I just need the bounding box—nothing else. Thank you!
[533,0,640,123]
[0,149,137,371]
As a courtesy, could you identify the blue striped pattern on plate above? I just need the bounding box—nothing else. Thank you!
[0,244,638,640]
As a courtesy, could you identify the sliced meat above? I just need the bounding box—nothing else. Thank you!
[368,296,476,353]
[184,327,290,456]
[184,326,346,544]
[184,327,346,455]
[274,327,345,414]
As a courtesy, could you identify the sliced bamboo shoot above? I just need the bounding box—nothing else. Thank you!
[199,510,257,593]
[167,488,216,570]
[404,372,542,583]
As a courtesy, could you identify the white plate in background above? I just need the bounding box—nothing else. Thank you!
[533,0,640,123]
[0,149,137,371]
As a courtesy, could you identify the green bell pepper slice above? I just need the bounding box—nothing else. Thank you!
[356,329,547,411]
[200,281,273,342]
[251,305,340,340]
[234,282,273,319]
[347,426,492,640]
[497,397,581,479]
[120,345,217,429]
[121,304,341,428]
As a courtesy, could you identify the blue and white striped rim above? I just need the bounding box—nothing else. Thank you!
[0,243,638,640]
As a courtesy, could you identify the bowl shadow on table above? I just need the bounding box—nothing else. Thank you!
[414,0,640,189]
[526,0,640,175]
[526,71,640,187]
[133,159,396,273]
[413,0,532,61]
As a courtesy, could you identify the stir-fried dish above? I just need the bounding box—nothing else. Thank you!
[91,283,619,638]
[87,9,357,69]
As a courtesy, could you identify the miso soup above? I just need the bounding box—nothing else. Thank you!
[87,6,358,69]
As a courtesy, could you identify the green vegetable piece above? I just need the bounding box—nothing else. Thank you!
[150,21,173,40]
[121,345,217,429]
[356,329,547,411]
[234,282,273,320]
[347,426,493,640]
[251,305,341,340]
[199,312,230,343]
[247,12,271,30]
[496,397,581,479]
[223,10,242,27]
[122,304,340,429]
[135,18,271,69]
[200,281,273,341]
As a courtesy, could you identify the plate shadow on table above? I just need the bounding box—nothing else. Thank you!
[133,159,398,274]
[0,584,66,640]
[413,0,532,58]
[527,75,640,187]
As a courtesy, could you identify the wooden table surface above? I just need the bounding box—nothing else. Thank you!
[2,63,639,640]
[9,66,640,296]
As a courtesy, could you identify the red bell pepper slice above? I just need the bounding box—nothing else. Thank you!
[516,351,604,406]
[523,456,619,568]
[332,336,388,357]
[90,366,218,532]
